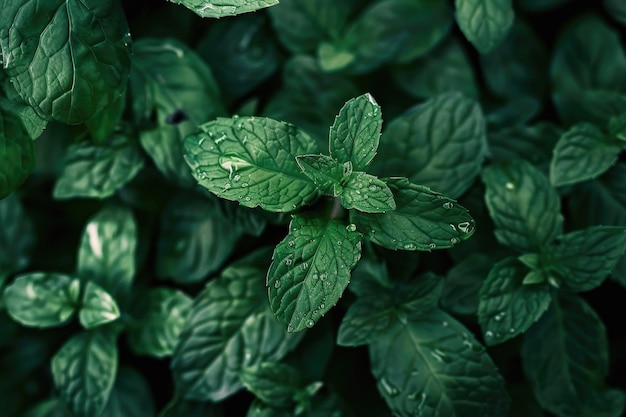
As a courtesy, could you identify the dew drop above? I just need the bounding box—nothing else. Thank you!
[509,328,516,333]
[241,182,249,188]
[403,243,416,250]
[288,240,295,248]
[287,325,294,332]
[450,237,459,245]
[274,280,280,288]
[306,319,315,328]
[443,202,454,209]
[379,378,399,397]
[505,182,515,190]
[285,257,293,266]
[233,174,241,182]
[301,262,309,271]
[442,321,448,327]
[337,241,342,246]
[458,221,473,234]
[320,273,327,281]
[428,243,436,249]
[312,274,319,280]
[223,183,232,190]
[369,185,377,192]
[320,303,325,309]
[485,330,494,338]
[244,196,251,202]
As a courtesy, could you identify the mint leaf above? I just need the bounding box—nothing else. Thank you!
[522,292,625,417]
[0,101,35,199]
[4,272,80,328]
[329,93,382,171]
[103,367,155,417]
[550,123,622,187]
[441,253,494,316]
[0,96,47,140]
[184,117,319,212]
[455,0,514,54]
[478,258,552,346]
[489,122,562,171]
[397,272,444,317]
[22,398,71,417]
[79,282,120,330]
[337,294,395,347]
[130,38,225,186]
[369,310,509,416]
[168,0,279,18]
[373,92,487,198]
[0,0,131,124]
[295,154,344,196]
[549,226,626,292]
[351,177,476,251]
[240,362,300,407]
[53,134,145,200]
[267,215,362,332]
[482,160,563,253]
[0,194,34,285]
[246,400,291,417]
[171,249,303,401]
[128,288,192,358]
[339,172,396,213]
[85,92,126,144]
[77,206,137,299]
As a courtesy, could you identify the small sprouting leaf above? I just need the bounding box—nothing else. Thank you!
[77,206,137,299]
[329,93,382,171]
[482,160,563,253]
[240,362,300,407]
[51,330,118,417]
[267,215,362,332]
[373,92,487,198]
[478,258,552,346]
[171,249,303,401]
[550,123,622,187]
[168,0,279,18]
[0,101,35,199]
[184,117,319,212]
[4,272,80,328]
[522,292,625,417]
[295,154,344,196]
[53,134,145,200]
[351,177,476,251]
[549,226,626,292]
[128,288,192,358]
[369,310,510,416]
[0,194,35,285]
[455,0,515,54]
[79,282,120,330]
[0,0,131,124]
[103,367,156,417]
[339,172,396,213]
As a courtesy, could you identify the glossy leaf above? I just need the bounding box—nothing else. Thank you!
[0,0,131,124]
[77,206,137,298]
[455,0,514,53]
[329,93,382,171]
[184,116,319,212]
[478,258,552,345]
[53,134,145,200]
[51,330,118,417]
[373,92,487,198]
[246,400,291,417]
[369,310,510,417]
[240,362,300,407]
[295,154,343,196]
[0,95,48,140]
[4,272,80,328]
[79,282,120,330]
[128,288,192,358]
[168,0,279,18]
[351,177,476,251]
[171,250,303,401]
[267,215,362,332]
[0,100,35,199]
[337,294,395,347]
[0,194,34,285]
[482,160,563,253]
[339,172,396,213]
[103,367,155,417]
[550,123,621,187]
[522,292,625,417]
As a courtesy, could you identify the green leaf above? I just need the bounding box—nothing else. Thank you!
[397,272,444,317]
[85,91,126,144]
[605,0,626,26]
[184,116,319,212]
[168,0,279,18]
[103,367,155,417]
[339,172,396,213]
[22,398,71,417]
[351,177,476,251]
[550,123,622,187]
[522,292,625,417]
[0,194,34,284]
[267,215,362,332]
[4,272,80,328]
[130,38,225,186]
[53,134,145,200]
[482,160,563,252]
[455,0,514,54]
[551,15,626,125]
[246,400,291,417]
[549,226,626,292]
[337,293,395,347]
[488,123,562,171]
[0,0,131,124]
[77,206,137,299]
[329,93,382,172]
[478,258,552,346]
[441,253,498,316]
[128,287,192,358]
[240,362,300,407]
[295,154,344,196]
[159,397,222,417]
[79,282,120,330]
[0,96,47,140]
[156,193,244,284]
[369,310,510,417]
[0,100,35,199]
[52,330,118,417]
[373,92,487,198]
[171,249,303,401]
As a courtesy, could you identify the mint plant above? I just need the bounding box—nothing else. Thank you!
[2,1,626,417]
